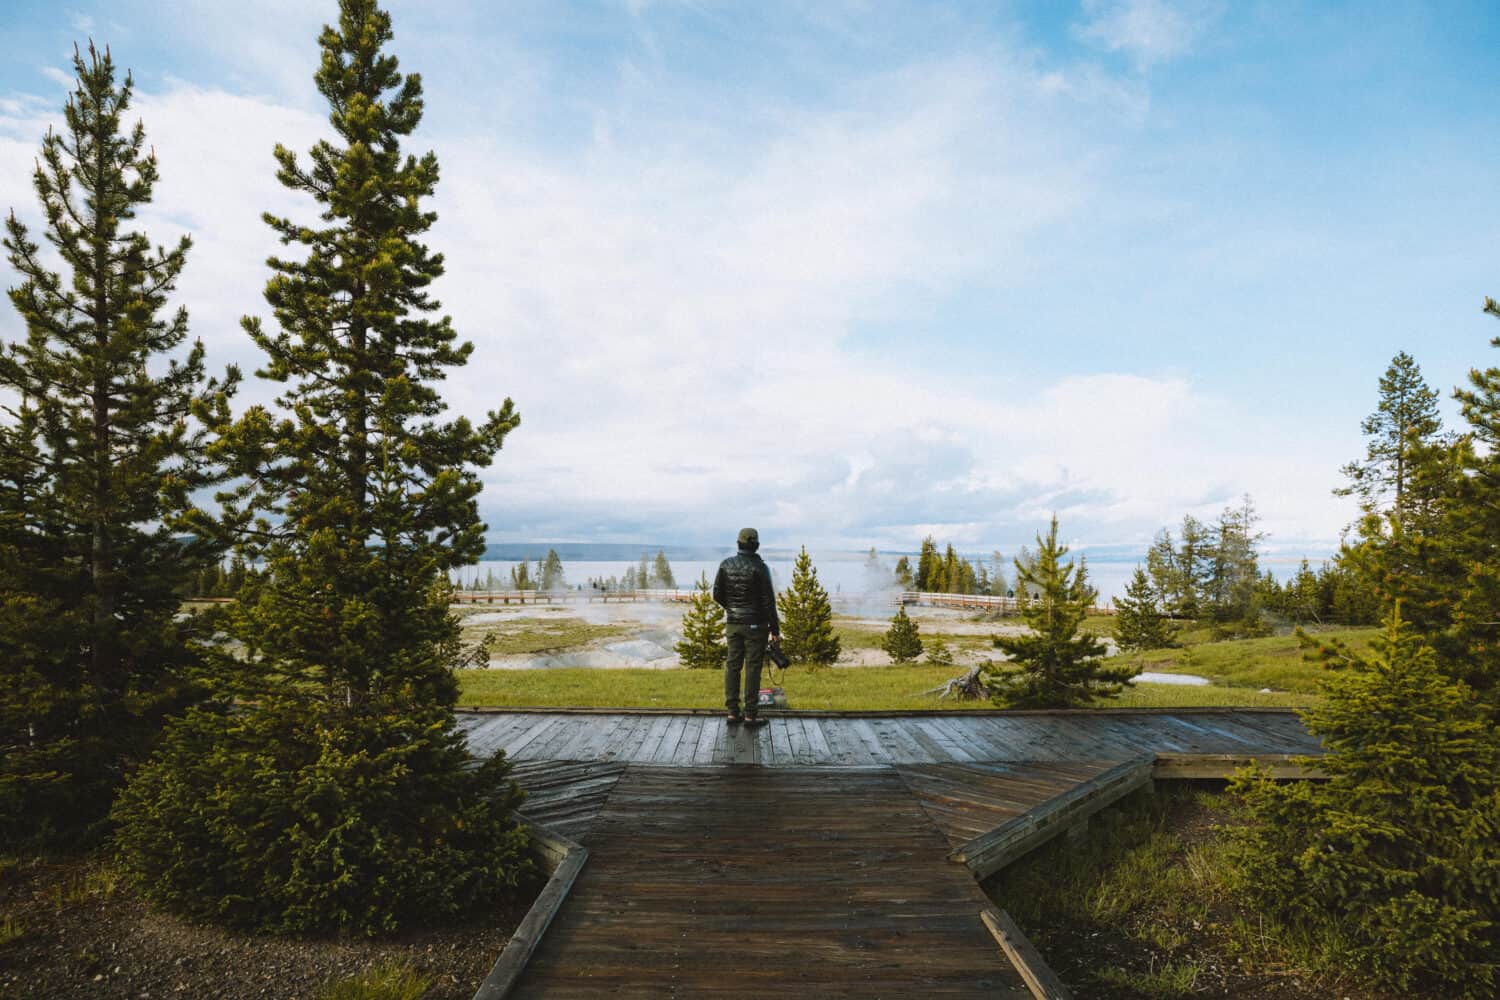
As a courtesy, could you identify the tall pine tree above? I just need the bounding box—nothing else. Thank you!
[114,1,528,932]
[777,546,840,666]
[0,44,235,847]
[986,517,1137,708]
[1335,351,1443,523]
[651,549,675,589]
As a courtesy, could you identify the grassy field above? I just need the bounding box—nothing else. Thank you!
[445,609,1369,710]
[1116,626,1378,694]
[457,616,629,657]
[454,663,1314,711]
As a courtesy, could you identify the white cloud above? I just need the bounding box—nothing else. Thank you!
[0,22,1352,565]
[1076,0,1223,69]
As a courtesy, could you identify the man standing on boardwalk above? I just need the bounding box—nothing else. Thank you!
[712,528,780,726]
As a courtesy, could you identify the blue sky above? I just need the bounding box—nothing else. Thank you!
[2,0,1498,579]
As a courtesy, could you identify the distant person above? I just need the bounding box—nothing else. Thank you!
[712,527,780,726]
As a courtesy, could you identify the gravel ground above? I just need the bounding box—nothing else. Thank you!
[0,856,534,1000]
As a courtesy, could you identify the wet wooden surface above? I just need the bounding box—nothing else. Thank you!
[508,765,1031,998]
[460,709,1321,767]
[471,711,1324,997]
[894,760,1119,849]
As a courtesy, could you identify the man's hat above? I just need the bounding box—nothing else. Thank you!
[737,527,759,549]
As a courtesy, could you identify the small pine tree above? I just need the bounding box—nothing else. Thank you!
[675,573,726,669]
[651,549,675,589]
[881,606,923,663]
[925,639,955,666]
[1113,567,1172,650]
[637,553,651,590]
[1232,613,1500,997]
[985,517,1138,708]
[777,546,840,666]
[510,561,534,591]
[893,556,914,591]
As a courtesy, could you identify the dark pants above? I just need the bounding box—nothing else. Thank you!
[725,622,768,715]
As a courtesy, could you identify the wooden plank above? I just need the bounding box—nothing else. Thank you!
[802,716,835,762]
[473,842,588,1000]
[981,907,1074,1000]
[650,716,688,765]
[921,718,979,763]
[768,716,794,765]
[630,715,674,763]
[951,758,1154,879]
[672,715,704,765]
[848,718,892,764]
[904,719,959,763]
[819,718,874,766]
[784,716,815,765]
[1152,753,1325,780]
[872,717,933,763]
[692,712,721,764]
[502,716,562,759]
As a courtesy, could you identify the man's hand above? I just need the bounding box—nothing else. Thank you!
[770,633,781,644]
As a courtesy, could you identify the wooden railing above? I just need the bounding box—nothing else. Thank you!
[450,588,696,605]
[895,591,1116,616]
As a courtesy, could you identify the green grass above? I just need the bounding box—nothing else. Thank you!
[458,663,977,710]
[834,625,996,656]
[1115,626,1378,694]
[1093,961,1203,997]
[455,662,1316,711]
[319,961,430,1000]
[459,618,629,657]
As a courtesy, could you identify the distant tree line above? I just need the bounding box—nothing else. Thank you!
[889,539,1022,597]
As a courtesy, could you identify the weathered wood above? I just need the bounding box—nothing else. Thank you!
[1153,752,1326,780]
[473,823,589,1000]
[462,710,1324,767]
[981,906,1074,1000]
[951,757,1154,879]
[510,767,1031,998]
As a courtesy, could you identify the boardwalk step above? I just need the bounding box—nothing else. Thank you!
[949,757,1155,879]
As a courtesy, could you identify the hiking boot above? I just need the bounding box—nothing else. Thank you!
[726,713,744,724]
[743,715,768,728]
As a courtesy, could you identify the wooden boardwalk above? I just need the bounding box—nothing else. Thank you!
[508,766,1032,997]
[462,710,1323,998]
[458,709,1320,768]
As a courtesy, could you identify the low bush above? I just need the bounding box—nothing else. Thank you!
[112,696,531,936]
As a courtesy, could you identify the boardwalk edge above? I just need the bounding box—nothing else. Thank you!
[472,815,588,1000]
[981,906,1075,1000]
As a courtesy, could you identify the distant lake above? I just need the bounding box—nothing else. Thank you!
[454,552,1144,605]
[453,545,1335,605]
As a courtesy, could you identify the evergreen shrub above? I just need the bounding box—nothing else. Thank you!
[1230,615,1500,997]
[113,698,531,935]
[881,607,923,663]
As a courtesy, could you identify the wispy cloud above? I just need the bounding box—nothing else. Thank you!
[1075,0,1223,69]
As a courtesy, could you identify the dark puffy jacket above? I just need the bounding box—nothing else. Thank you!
[712,548,780,631]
